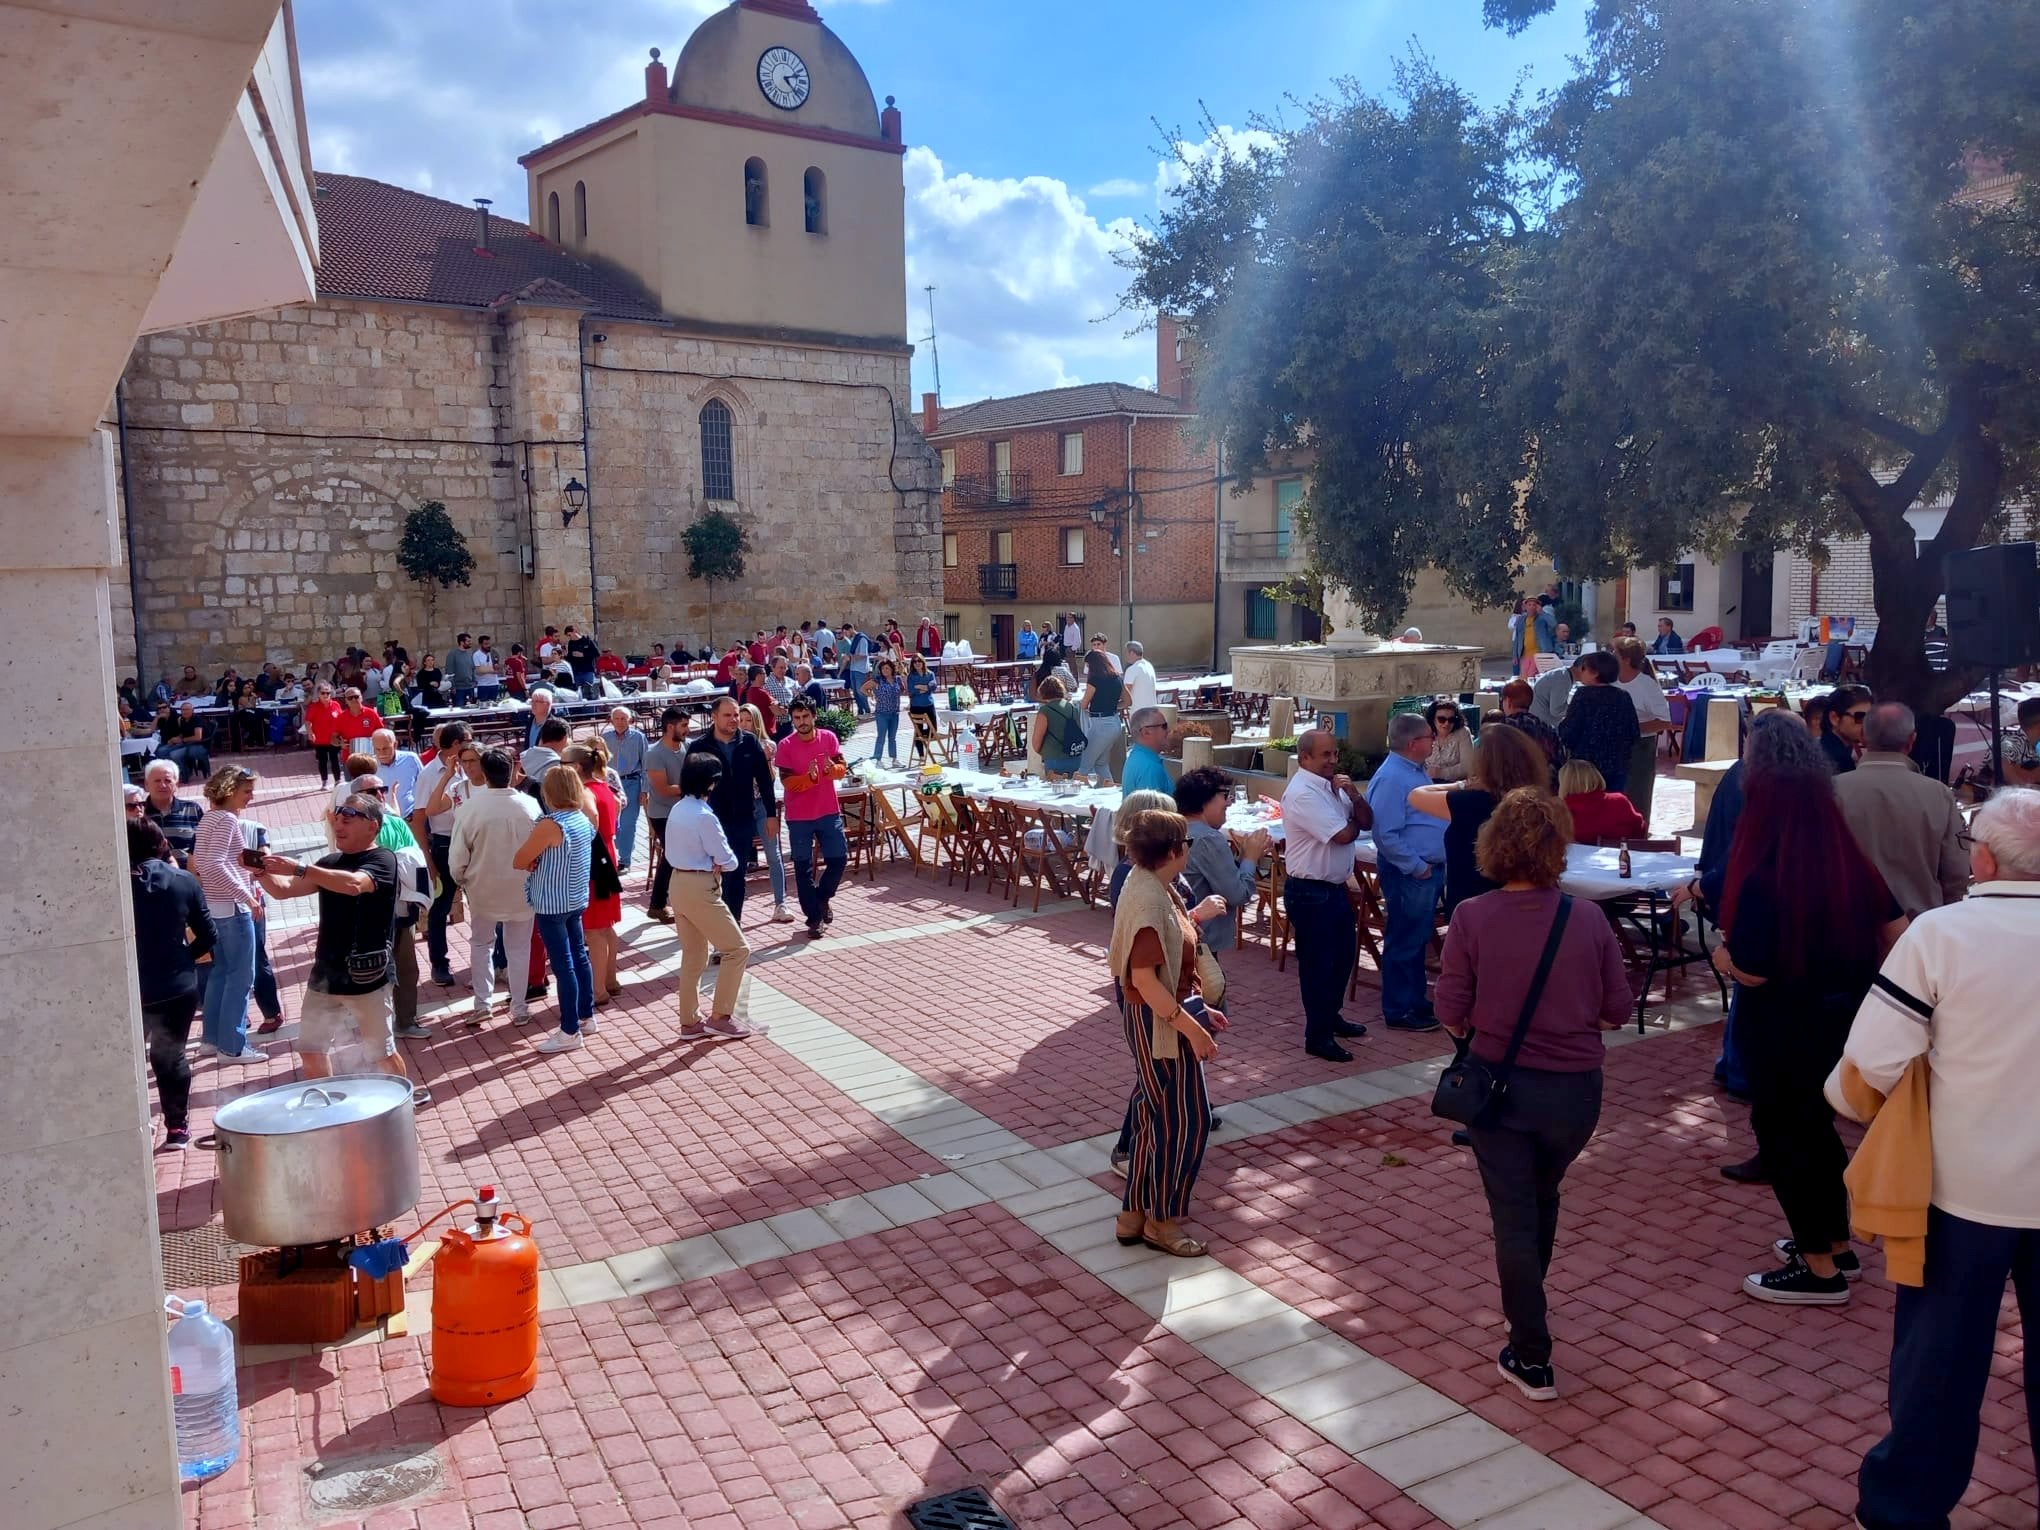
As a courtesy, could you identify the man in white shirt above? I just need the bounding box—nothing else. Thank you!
[1832,787,2040,1529]
[1280,729,1372,1062]
[1122,641,1158,713]
[1612,636,1673,823]
[1063,615,1083,651]
[447,746,539,1025]
[472,635,500,701]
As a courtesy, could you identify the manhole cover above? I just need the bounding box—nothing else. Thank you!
[906,1486,1018,1530]
[306,1447,442,1515]
[159,1221,255,1288]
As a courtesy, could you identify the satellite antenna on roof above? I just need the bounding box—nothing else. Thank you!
[920,284,942,402]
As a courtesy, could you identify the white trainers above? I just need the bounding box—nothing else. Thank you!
[703,1015,752,1040]
[581,1014,600,1036]
[534,1031,583,1054]
[771,903,796,923]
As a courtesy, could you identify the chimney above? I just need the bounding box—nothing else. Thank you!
[921,391,939,434]
[1156,313,1194,405]
[645,46,668,102]
[881,94,902,145]
[473,197,493,255]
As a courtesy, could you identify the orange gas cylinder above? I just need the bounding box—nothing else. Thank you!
[429,1185,540,1406]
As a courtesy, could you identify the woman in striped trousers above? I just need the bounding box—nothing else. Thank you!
[1106,809,1227,1257]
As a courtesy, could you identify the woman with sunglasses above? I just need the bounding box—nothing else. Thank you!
[1425,697,1472,783]
[1816,685,1872,776]
[904,653,939,764]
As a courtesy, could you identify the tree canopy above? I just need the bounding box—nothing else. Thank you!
[395,500,474,590]
[1124,0,2040,710]
[683,506,750,644]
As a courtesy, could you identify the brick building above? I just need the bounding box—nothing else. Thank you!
[114,0,942,681]
[923,355,1221,667]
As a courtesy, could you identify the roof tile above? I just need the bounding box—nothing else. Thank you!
[311,173,666,322]
[930,381,1190,438]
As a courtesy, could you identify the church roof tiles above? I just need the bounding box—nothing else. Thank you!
[311,174,667,322]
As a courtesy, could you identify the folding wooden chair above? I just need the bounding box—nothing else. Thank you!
[1347,867,1389,996]
[1011,804,1088,911]
[838,788,880,883]
[1250,848,1290,962]
[911,711,951,766]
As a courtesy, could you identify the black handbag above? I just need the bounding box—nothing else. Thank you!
[1431,896,1573,1126]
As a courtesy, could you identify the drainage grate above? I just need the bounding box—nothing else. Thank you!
[306,1446,442,1516]
[159,1221,256,1288]
[905,1487,1018,1530]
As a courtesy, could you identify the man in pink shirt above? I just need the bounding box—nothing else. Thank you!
[775,696,847,937]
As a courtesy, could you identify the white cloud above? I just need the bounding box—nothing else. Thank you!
[904,146,1151,403]
[1154,123,1280,200]
[1086,177,1147,198]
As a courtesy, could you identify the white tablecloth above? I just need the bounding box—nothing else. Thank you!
[1354,838,1695,900]
[937,703,1037,728]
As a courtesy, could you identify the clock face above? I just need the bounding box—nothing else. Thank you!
[757,46,809,111]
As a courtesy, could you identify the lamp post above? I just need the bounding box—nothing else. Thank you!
[560,477,588,528]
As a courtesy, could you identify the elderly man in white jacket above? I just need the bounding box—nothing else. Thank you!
[448,744,540,1026]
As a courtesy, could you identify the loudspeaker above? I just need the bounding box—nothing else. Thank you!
[1945,542,2040,669]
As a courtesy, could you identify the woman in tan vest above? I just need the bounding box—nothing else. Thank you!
[1108,809,1229,1256]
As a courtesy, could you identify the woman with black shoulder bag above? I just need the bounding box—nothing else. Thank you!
[1433,788,1632,1403]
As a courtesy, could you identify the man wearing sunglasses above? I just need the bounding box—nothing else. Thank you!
[1120,708,1173,798]
[259,796,424,1097]
[1820,685,1873,776]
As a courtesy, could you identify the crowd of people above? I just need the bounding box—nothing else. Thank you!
[121,607,2036,1526]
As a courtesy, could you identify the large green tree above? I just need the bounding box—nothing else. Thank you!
[1127,0,2040,711]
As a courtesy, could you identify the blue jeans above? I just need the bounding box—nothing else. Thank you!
[1713,986,1750,1096]
[450,686,475,707]
[1857,1208,2040,1529]
[848,672,871,714]
[202,908,256,1053]
[755,799,786,905]
[1080,713,1123,781]
[1376,859,1442,1021]
[873,710,900,761]
[615,775,645,870]
[477,681,501,702]
[787,814,847,924]
[534,910,594,1032]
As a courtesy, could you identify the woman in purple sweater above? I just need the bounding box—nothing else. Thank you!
[1435,787,1632,1403]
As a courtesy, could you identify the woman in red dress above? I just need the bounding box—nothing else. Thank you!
[566,738,625,1003]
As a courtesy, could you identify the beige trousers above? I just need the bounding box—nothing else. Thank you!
[671,870,750,1022]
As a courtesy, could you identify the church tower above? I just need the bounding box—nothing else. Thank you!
[519,0,907,346]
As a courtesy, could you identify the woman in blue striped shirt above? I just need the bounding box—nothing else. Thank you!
[513,765,598,1053]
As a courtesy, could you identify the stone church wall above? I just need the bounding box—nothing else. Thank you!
[114,297,943,681]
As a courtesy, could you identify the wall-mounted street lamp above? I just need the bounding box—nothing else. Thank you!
[560,477,588,527]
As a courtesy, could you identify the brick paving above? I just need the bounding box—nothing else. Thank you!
[152,748,2031,1529]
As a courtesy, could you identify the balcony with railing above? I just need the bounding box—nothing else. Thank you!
[1219,523,1307,580]
[977,562,1019,599]
[947,470,1033,510]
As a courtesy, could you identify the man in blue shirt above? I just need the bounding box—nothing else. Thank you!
[1365,713,1447,1031]
[1120,708,1173,797]
[840,622,873,715]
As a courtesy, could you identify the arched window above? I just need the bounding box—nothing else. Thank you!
[744,158,768,228]
[546,191,560,243]
[699,399,735,501]
[803,167,826,234]
[573,181,587,241]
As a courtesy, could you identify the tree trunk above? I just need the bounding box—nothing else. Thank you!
[1865,538,1980,716]
[705,581,716,647]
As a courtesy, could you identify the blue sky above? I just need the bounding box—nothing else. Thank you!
[296,0,1585,404]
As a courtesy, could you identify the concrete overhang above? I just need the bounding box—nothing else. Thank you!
[0,0,318,438]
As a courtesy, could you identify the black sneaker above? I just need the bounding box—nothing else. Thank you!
[162,1128,192,1151]
[1330,1019,1369,1039]
[1742,1254,1850,1305]
[1384,1015,1443,1033]
[525,983,549,1002]
[806,919,824,938]
[430,967,456,987]
[394,1020,434,1040]
[1772,1239,1862,1281]
[1497,1346,1557,1401]
[821,904,835,927]
[1720,1154,1769,1184]
[1305,1040,1354,1063]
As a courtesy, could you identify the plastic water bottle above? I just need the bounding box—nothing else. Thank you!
[956,728,980,775]
[165,1296,241,1482]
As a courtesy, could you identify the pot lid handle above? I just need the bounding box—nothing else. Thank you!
[298,1086,335,1108]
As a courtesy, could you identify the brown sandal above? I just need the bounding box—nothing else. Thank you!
[1142,1220,1207,1258]
[1114,1211,1145,1247]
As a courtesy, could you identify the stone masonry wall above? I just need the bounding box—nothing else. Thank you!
[114,296,943,679]
[581,326,941,653]
[118,300,529,681]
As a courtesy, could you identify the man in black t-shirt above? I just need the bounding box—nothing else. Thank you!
[564,624,601,686]
[259,796,420,1095]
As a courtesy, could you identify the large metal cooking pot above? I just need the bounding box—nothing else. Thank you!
[213,1076,420,1247]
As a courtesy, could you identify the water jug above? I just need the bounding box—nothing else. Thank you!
[164,1295,240,1482]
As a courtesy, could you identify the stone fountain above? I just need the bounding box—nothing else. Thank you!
[1230,594,1483,749]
